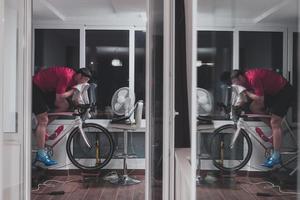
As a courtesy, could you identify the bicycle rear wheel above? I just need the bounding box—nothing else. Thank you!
[210,124,252,172]
[66,123,114,170]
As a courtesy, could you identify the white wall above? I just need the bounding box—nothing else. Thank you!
[3,0,17,133]
[0,0,31,200]
[0,1,21,199]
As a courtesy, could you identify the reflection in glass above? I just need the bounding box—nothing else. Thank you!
[86,30,129,118]
[196,1,299,200]
[135,30,146,119]
[239,31,283,74]
[197,31,233,117]
[34,29,80,73]
[148,0,164,198]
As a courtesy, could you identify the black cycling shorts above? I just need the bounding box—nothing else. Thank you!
[264,83,295,118]
[32,83,55,115]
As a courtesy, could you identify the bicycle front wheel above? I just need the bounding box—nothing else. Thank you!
[210,124,252,172]
[66,123,114,170]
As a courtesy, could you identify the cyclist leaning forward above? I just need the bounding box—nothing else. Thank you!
[32,66,92,166]
[229,68,295,168]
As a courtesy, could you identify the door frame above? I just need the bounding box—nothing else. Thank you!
[23,0,32,199]
[0,0,32,199]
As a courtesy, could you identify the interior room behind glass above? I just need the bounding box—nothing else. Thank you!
[196,0,299,199]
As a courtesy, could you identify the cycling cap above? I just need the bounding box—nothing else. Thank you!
[77,68,92,78]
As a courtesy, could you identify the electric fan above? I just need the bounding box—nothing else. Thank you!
[111,87,135,122]
[197,88,213,116]
[196,88,213,124]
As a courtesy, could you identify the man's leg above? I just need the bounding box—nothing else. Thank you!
[261,114,283,168]
[34,112,57,166]
[32,84,57,166]
[249,101,270,127]
[36,112,48,149]
[55,98,69,112]
[270,114,283,152]
[33,101,58,166]
[48,98,70,124]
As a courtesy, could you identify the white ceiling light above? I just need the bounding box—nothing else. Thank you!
[196,60,202,67]
[111,59,123,67]
[196,60,214,67]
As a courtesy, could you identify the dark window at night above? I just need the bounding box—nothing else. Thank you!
[86,30,129,118]
[197,31,233,116]
[135,31,146,118]
[239,31,283,74]
[34,29,80,73]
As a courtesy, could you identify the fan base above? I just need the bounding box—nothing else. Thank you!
[108,175,141,185]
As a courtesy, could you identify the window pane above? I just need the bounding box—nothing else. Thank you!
[197,31,233,116]
[239,31,283,74]
[86,30,129,119]
[135,31,146,118]
[34,29,80,72]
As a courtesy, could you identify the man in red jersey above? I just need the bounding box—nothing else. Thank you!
[32,66,92,166]
[229,68,295,168]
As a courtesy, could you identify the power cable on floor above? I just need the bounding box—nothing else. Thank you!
[239,180,300,196]
[31,178,81,192]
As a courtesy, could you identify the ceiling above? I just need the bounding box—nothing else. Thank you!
[33,0,299,26]
[197,0,299,26]
[33,0,147,25]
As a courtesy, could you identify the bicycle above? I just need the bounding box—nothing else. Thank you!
[209,88,298,174]
[33,83,115,171]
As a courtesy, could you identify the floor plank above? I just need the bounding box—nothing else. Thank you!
[197,175,297,200]
[32,173,297,200]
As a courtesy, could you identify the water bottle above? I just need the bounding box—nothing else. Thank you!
[255,127,273,144]
[48,125,64,140]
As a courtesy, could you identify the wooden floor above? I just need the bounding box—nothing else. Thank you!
[32,173,298,200]
[31,175,145,200]
[197,174,298,200]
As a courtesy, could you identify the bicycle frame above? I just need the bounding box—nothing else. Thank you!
[230,114,270,151]
[46,112,91,149]
[231,114,297,151]
[230,113,298,174]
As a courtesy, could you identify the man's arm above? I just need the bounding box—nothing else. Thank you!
[57,89,75,99]
[245,90,264,105]
[55,89,75,112]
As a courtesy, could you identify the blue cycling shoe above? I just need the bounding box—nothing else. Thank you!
[261,156,281,168]
[33,150,57,166]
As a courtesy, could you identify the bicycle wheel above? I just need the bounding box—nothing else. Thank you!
[66,123,114,170]
[210,124,252,172]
